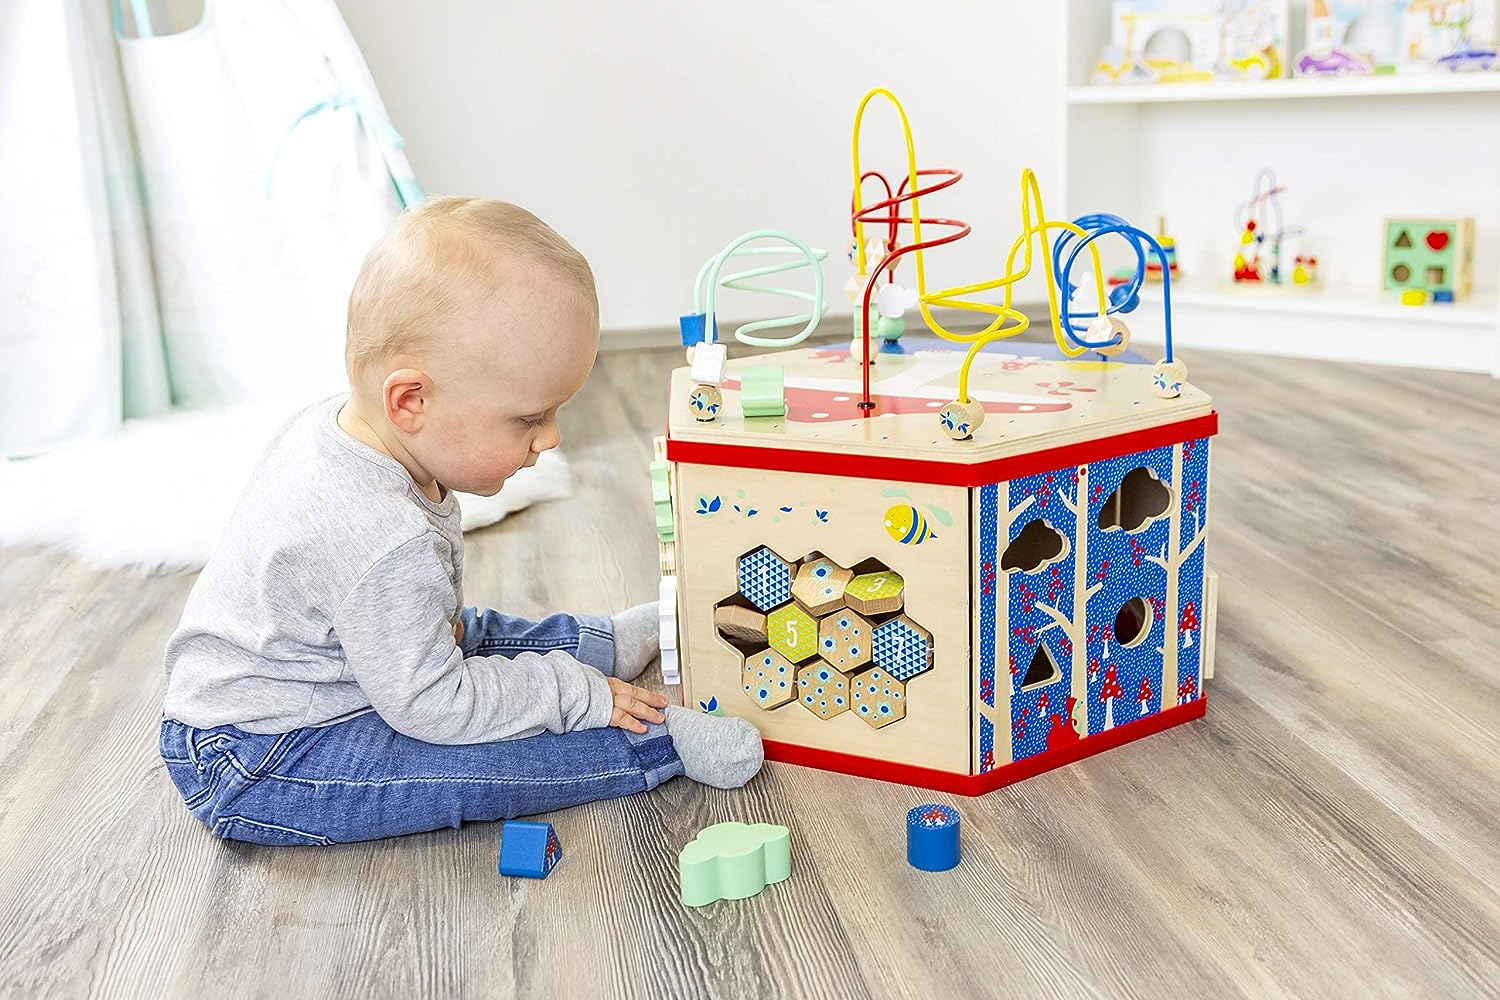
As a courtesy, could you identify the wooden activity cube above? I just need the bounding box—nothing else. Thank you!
[664,344,1219,794]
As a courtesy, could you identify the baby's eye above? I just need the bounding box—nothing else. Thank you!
[519,415,547,429]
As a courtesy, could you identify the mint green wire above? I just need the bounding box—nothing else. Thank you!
[694,231,828,348]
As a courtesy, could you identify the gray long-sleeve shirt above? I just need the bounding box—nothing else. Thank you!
[162,396,613,744]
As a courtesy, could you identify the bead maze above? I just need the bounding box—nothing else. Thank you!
[656,89,1217,796]
[1231,168,1317,290]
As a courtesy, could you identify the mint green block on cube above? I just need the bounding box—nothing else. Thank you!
[739,365,785,418]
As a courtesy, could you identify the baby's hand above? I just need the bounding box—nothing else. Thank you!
[606,677,668,734]
[453,617,465,648]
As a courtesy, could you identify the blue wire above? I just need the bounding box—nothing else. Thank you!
[1057,223,1175,363]
[1054,212,1149,335]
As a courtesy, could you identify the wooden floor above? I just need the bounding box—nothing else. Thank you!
[2,344,1499,999]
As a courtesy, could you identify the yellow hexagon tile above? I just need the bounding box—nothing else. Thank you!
[845,569,904,617]
[767,603,818,663]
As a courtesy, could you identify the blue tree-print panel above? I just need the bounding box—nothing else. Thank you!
[973,436,1212,772]
[1173,436,1210,705]
[1085,445,1173,734]
[1006,468,1077,763]
[977,484,1000,722]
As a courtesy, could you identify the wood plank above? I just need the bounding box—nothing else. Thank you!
[3,345,1499,997]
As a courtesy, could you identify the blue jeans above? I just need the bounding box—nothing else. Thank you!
[160,608,683,846]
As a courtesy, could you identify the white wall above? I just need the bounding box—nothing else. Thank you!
[338,0,1063,333]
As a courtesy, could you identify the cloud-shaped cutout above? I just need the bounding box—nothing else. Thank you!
[678,822,792,906]
[1097,466,1172,533]
[1002,518,1069,574]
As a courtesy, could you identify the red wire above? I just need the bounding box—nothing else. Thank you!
[849,168,971,409]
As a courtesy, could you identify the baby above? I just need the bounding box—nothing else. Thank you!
[159,198,762,846]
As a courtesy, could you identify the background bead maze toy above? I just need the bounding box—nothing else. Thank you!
[661,88,1217,796]
[1382,217,1474,304]
[679,230,827,423]
[678,821,792,907]
[498,820,562,879]
[1230,168,1317,291]
[907,803,960,872]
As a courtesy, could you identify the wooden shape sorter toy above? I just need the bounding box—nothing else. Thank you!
[654,89,1218,795]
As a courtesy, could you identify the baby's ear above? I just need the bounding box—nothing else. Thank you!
[383,368,430,431]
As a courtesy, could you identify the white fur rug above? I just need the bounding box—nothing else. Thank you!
[0,402,572,574]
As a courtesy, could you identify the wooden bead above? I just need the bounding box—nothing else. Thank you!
[1151,359,1187,399]
[938,399,985,440]
[688,383,722,421]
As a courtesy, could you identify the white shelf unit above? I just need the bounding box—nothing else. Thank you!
[1059,0,1500,376]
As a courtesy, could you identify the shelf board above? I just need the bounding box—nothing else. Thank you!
[1138,279,1499,328]
[1067,73,1500,105]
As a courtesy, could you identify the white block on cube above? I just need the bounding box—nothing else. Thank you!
[688,342,727,386]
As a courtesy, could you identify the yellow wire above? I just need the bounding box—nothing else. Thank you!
[850,89,1109,401]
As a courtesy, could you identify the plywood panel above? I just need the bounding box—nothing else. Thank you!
[667,344,1213,463]
[675,463,972,773]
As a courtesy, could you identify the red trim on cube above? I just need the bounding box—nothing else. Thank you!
[667,413,1218,487]
[762,696,1207,795]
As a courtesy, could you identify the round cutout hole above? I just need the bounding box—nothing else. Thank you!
[1391,263,1411,283]
[1114,597,1152,648]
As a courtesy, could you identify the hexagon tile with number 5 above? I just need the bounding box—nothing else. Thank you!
[767,604,819,663]
[845,570,904,616]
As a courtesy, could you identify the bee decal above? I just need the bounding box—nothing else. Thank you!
[884,504,936,546]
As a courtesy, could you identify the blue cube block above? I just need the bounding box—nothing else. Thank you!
[498,820,562,879]
[1432,289,1455,304]
[680,313,707,346]
[679,312,721,346]
[906,804,960,872]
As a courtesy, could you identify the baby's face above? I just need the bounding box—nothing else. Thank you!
[413,270,598,497]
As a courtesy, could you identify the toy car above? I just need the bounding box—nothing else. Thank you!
[1296,49,1373,75]
[1436,48,1498,72]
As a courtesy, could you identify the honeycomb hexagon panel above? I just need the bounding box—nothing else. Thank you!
[818,610,873,671]
[845,570,905,616]
[741,649,796,709]
[871,615,933,682]
[797,662,852,719]
[738,547,793,611]
[792,556,853,616]
[720,547,931,728]
[768,604,819,663]
[851,667,906,728]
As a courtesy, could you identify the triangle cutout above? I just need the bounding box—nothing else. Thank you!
[1394,229,1414,249]
[1021,644,1060,689]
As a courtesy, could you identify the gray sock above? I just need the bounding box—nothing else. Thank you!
[663,705,764,789]
[610,602,659,682]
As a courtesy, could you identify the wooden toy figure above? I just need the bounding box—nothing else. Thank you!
[1144,217,1178,282]
[656,90,1217,796]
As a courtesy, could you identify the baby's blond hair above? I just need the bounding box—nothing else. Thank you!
[345,197,596,382]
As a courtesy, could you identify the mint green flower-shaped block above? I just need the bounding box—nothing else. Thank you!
[678,822,792,907]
